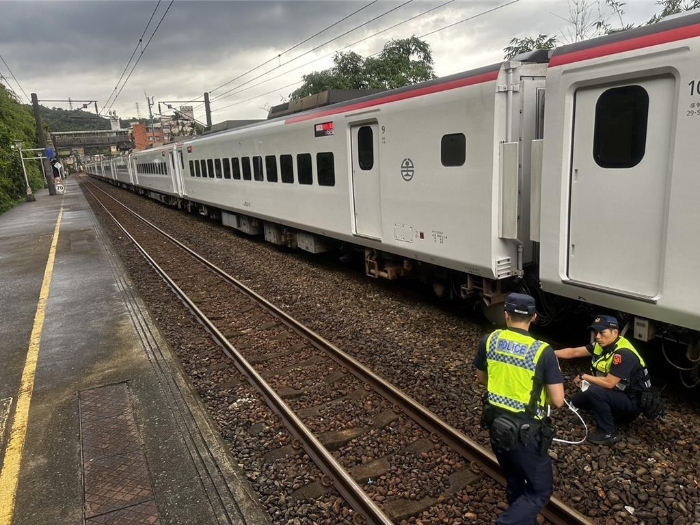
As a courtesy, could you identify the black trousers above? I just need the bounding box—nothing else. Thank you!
[492,440,553,525]
[571,384,641,434]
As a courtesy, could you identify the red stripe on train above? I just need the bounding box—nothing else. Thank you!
[285,70,499,125]
[551,22,700,67]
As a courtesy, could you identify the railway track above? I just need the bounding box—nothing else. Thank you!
[82,177,594,525]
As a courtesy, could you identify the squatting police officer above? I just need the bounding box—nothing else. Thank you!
[555,315,652,445]
[474,293,564,525]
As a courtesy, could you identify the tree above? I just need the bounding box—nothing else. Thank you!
[647,0,700,24]
[503,0,700,59]
[291,37,435,99]
[0,84,44,213]
[504,35,558,60]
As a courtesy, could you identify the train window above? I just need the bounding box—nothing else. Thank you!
[189,160,195,177]
[441,133,466,166]
[593,85,648,168]
[231,157,241,180]
[195,160,201,177]
[223,158,231,179]
[214,159,222,178]
[207,159,215,178]
[242,157,252,180]
[358,126,374,170]
[280,154,294,183]
[297,153,313,185]
[265,155,278,182]
[179,151,185,170]
[317,152,335,186]
[199,159,207,177]
[253,156,264,181]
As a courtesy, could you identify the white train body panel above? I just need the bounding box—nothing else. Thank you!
[179,63,546,279]
[539,12,700,330]
[131,145,179,196]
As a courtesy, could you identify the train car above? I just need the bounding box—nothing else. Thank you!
[179,60,547,303]
[130,143,183,203]
[88,10,700,358]
[538,11,700,334]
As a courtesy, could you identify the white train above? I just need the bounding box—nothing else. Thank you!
[89,11,700,366]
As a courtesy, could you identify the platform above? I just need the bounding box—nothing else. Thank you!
[0,178,270,525]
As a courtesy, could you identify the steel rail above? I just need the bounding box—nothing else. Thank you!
[83,181,393,525]
[84,178,595,525]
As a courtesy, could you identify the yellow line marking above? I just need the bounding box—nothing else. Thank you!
[0,208,63,524]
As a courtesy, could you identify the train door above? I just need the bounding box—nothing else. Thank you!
[350,123,382,239]
[168,150,180,195]
[567,76,674,298]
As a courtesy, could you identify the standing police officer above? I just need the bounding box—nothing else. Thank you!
[474,293,564,525]
[555,315,652,445]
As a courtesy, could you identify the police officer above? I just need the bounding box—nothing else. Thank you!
[474,293,564,525]
[555,315,651,445]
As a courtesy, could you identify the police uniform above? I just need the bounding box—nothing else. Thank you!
[571,316,651,443]
[473,294,563,525]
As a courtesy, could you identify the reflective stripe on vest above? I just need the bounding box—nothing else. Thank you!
[591,336,649,391]
[485,329,548,419]
[592,336,646,374]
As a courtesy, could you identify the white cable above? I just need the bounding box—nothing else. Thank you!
[553,398,588,445]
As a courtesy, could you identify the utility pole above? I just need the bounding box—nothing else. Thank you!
[204,92,212,131]
[145,92,156,146]
[31,93,56,195]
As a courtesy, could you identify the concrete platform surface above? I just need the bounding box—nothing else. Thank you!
[0,178,270,525]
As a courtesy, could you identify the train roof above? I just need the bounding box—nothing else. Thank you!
[551,8,700,66]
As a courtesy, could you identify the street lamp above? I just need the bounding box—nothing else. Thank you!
[11,141,36,202]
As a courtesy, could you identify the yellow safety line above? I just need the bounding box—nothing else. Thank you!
[0,207,63,524]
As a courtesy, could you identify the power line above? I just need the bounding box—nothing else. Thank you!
[417,0,520,39]
[200,0,414,110]
[207,0,379,96]
[212,0,520,115]
[105,0,175,115]
[212,80,303,114]
[101,1,163,114]
[210,0,456,106]
[0,53,29,103]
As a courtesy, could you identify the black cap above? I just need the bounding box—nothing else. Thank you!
[504,293,537,316]
[588,315,618,332]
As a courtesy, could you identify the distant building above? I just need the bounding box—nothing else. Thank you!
[131,122,164,151]
[160,105,197,142]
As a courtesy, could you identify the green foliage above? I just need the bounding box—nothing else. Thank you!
[35,105,133,132]
[0,84,44,214]
[504,35,558,60]
[647,0,700,24]
[291,37,436,99]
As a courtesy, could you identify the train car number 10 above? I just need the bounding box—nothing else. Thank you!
[690,80,700,96]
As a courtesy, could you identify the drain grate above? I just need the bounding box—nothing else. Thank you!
[80,383,161,524]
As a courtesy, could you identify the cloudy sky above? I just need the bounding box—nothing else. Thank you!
[0,0,662,126]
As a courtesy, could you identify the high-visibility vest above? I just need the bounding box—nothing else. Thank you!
[591,336,650,391]
[485,329,549,419]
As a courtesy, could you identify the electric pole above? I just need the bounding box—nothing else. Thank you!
[146,92,156,146]
[31,93,56,195]
[204,92,211,131]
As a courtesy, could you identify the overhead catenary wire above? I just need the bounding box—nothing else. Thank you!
[101,0,163,114]
[210,0,456,107]
[200,0,415,110]
[207,0,379,97]
[211,0,519,113]
[105,0,174,115]
[0,53,30,103]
